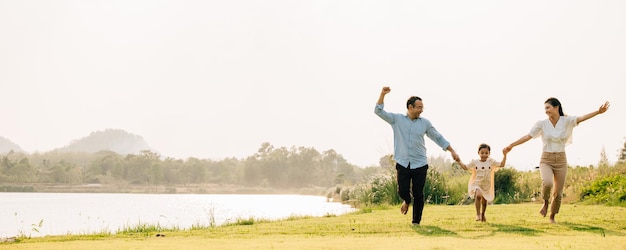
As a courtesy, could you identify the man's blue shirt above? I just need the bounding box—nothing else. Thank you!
[375,103,450,169]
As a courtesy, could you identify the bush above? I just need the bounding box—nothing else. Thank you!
[351,167,453,205]
[369,174,398,204]
[513,170,542,202]
[339,187,351,201]
[446,175,471,205]
[346,159,625,207]
[350,174,398,206]
[579,174,626,206]
[424,169,449,204]
[493,167,520,204]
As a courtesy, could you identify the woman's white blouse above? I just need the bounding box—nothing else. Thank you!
[529,116,578,152]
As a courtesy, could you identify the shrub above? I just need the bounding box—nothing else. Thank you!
[424,169,449,204]
[350,174,397,206]
[369,174,397,204]
[446,175,471,205]
[339,187,351,201]
[493,167,520,204]
[579,174,626,206]
[514,170,542,202]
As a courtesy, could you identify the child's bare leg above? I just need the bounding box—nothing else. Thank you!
[475,190,483,221]
[474,197,481,221]
[480,198,488,222]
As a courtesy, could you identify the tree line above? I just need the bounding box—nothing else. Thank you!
[0,142,376,190]
[2,141,625,207]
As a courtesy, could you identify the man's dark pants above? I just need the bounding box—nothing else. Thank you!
[396,163,428,224]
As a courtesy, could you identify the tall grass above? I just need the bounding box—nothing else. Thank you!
[347,160,626,207]
[116,222,176,236]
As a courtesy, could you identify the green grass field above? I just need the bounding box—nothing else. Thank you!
[3,203,625,249]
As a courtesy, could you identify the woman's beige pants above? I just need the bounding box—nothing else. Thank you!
[540,152,568,214]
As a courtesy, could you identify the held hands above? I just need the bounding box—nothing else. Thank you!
[451,151,460,162]
[502,146,512,155]
[453,156,467,170]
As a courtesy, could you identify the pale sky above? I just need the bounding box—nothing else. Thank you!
[1,0,624,171]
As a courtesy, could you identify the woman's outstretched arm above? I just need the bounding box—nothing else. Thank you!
[503,135,532,154]
[577,101,610,124]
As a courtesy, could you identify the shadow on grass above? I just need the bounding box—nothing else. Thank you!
[412,225,458,236]
[560,222,625,237]
[414,223,542,239]
[489,223,542,236]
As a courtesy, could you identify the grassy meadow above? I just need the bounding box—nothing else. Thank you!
[2,203,625,250]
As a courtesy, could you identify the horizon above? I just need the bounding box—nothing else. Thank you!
[1,127,622,171]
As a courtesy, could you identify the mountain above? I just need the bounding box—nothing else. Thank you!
[0,136,23,154]
[54,129,154,155]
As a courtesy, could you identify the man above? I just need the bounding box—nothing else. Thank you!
[374,86,460,225]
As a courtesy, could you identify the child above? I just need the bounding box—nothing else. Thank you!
[456,143,507,222]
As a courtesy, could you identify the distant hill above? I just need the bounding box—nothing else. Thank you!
[0,136,24,154]
[54,129,154,155]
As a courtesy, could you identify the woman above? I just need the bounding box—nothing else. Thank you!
[503,98,609,223]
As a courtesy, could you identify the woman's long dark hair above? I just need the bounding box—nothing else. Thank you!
[545,97,564,116]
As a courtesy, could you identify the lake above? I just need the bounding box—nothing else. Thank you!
[0,192,356,237]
